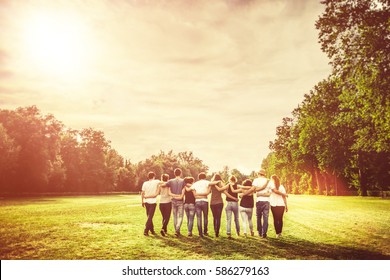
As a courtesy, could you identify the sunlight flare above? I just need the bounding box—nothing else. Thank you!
[21,11,95,79]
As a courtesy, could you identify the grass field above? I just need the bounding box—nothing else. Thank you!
[0,194,389,260]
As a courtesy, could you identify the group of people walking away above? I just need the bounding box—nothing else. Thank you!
[141,168,288,239]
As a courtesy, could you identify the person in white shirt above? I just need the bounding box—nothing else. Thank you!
[252,169,271,238]
[190,172,220,237]
[158,174,171,236]
[269,175,288,238]
[141,171,162,236]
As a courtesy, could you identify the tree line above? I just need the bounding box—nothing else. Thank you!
[262,0,389,196]
[1,1,388,196]
[0,106,211,194]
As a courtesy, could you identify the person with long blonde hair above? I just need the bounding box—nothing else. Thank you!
[269,175,288,238]
[210,173,229,237]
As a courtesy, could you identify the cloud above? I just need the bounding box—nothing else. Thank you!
[0,0,331,172]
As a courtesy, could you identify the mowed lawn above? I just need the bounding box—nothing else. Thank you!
[0,194,389,260]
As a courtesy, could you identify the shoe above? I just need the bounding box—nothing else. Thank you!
[237,232,240,237]
[227,234,232,239]
[276,233,281,238]
[204,232,209,237]
[262,234,267,238]
[244,233,247,238]
[251,231,254,237]
[160,230,166,236]
[199,233,204,238]
[216,233,219,238]
[150,230,156,235]
[188,233,192,237]
[175,231,181,237]
[143,230,149,236]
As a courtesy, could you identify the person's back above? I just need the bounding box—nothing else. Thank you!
[210,184,223,205]
[167,177,185,200]
[142,180,160,204]
[191,179,210,200]
[253,176,270,202]
[166,168,185,237]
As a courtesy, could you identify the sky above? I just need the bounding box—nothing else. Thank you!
[0,0,331,174]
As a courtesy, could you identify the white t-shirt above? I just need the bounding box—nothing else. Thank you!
[190,179,210,202]
[253,177,271,202]
[269,182,287,207]
[141,179,160,204]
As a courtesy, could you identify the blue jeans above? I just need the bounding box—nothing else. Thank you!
[225,201,240,235]
[171,199,184,233]
[256,201,270,237]
[210,203,223,236]
[195,200,209,236]
[239,206,253,234]
[184,203,196,234]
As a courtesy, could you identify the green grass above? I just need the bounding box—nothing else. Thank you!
[0,195,389,260]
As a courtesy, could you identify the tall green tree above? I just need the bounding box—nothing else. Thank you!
[316,0,390,195]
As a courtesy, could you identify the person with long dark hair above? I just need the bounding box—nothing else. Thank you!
[209,173,229,237]
[183,176,196,237]
[239,179,255,237]
[224,175,240,239]
[269,175,288,238]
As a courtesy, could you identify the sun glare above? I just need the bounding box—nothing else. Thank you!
[22,11,94,79]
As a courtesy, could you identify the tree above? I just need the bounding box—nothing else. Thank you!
[316,0,390,195]
[0,106,63,192]
[0,124,20,191]
[79,128,111,192]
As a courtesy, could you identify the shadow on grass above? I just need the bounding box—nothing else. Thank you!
[156,234,389,260]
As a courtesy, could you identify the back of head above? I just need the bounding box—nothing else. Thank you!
[242,179,252,187]
[184,176,194,184]
[229,175,237,183]
[148,171,156,180]
[213,173,222,181]
[174,168,182,177]
[271,175,280,189]
[161,173,169,182]
[198,172,206,180]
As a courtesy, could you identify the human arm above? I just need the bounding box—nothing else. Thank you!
[223,190,239,202]
[213,181,229,192]
[283,196,288,212]
[195,185,211,196]
[272,188,288,197]
[257,191,271,197]
[254,179,270,192]
[143,185,161,199]
[141,190,145,207]
[176,187,186,200]
[240,186,256,197]
[208,180,222,187]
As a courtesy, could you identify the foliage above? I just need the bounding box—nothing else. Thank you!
[265,0,390,196]
[0,106,209,193]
